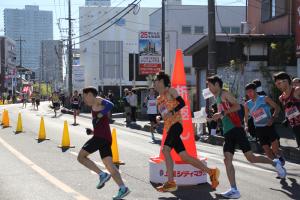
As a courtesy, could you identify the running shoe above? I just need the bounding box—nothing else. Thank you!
[113,187,130,200]
[209,168,220,190]
[156,181,178,192]
[220,188,241,199]
[96,172,111,189]
[274,159,286,179]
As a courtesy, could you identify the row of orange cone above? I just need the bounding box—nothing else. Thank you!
[1,109,123,164]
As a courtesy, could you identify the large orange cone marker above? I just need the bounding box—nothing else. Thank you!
[58,121,74,149]
[36,117,50,142]
[1,109,6,125]
[158,49,197,161]
[2,110,10,128]
[111,128,125,165]
[15,113,23,133]
[149,49,207,185]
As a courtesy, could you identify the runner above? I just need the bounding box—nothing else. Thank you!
[31,92,36,109]
[51,92,60,117]
[292,77,300,87]
[22,93,27,108]
[252,79,267,96]
[77,87,130,200]
[35,91,41,111]
[244,83,285,163]
[143,87,158,141]
[274,72,300,150]
[207,75,286,199]
[70,90,80,125]
[154,71,220,192]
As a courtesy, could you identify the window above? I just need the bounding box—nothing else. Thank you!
[231,27,240,34]
[184,67,191,75]
[221,26,231,34]
[261,0,286,22]
[194,26,204,34]
[182,26,192,34]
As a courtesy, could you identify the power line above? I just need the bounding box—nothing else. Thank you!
[76,0,142,45]
[73,0,139,40]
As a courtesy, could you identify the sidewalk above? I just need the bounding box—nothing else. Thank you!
[78,112,300,164]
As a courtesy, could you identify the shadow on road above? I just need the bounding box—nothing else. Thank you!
[270,178,300,200]
[151,182,222,200]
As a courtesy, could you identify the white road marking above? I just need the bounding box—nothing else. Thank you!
[0,136,90,200]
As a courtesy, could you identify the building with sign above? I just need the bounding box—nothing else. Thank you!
[79,5,157,96]
[40,40,63,91]
[184,0,296,108]
[4,5,53,78]
[72,49,84,92]
[85,0,111,7]
[0,36,16,95]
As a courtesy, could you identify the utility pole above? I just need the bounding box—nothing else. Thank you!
[208,0,217,76]
[161,0,166,71]
[16,36,25,67]
[67,0,73,96]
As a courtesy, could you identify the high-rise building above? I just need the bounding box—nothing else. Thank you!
[85,0,111,6]
[4,5,53,78]
[40,40,63,91]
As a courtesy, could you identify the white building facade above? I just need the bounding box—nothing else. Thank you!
[4,5,53,78]
[79,5,157,95]
[40,40,63,91]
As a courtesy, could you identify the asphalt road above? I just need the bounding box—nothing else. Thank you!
[0,102,299,200]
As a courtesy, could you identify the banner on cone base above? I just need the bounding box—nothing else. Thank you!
[158,49,197,162]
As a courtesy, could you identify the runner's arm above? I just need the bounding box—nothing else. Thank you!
[223,91,240,115]
[244,103,249,128]
[169,88,185,114]
[265,96,280,118]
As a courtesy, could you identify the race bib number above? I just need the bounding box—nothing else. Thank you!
[286,106,300,120]
[252,108,268,123]
[158,104,169,117]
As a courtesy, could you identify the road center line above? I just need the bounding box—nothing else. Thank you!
[0,136,90,200]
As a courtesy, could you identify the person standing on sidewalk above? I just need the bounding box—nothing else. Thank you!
[274,72,300,150]
[207,75,286,199]
[122,88,131,124]
[154,71,220,192]
[143,87,158,141]
[129,89,138,124]
[35,91,41,111]
[244,83,285,164]
[77,87,130,199]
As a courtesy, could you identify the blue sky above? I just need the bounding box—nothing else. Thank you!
[0,0,246,40]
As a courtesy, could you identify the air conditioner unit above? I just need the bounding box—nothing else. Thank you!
[241,21,250,34]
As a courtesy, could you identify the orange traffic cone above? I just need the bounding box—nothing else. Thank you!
[15,112,23,133]
[36,117,50,142]
[111,128,124,165]
[2,110,10,128]
[1,109,6,125]
[58,121,74,149]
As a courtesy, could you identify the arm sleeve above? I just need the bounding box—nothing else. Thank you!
[100,99,114,116]
[173,96,185,113]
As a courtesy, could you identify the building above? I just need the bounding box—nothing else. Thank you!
[85,0,111,7]
[40,40,63,91]
[0,36,17,95]
[184,0,297,108]
[79,5,157,96]
[150,5,245,86]
[4,5,53,78]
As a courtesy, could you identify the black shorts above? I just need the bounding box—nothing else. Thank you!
[255,126,279,146]
[164,122,186,154]
[223,127,251,154]
[72,104,79,110]
[82,136,112,159]
[36,99,40,106]
[53,102,60,110]
[148,114,157,123]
